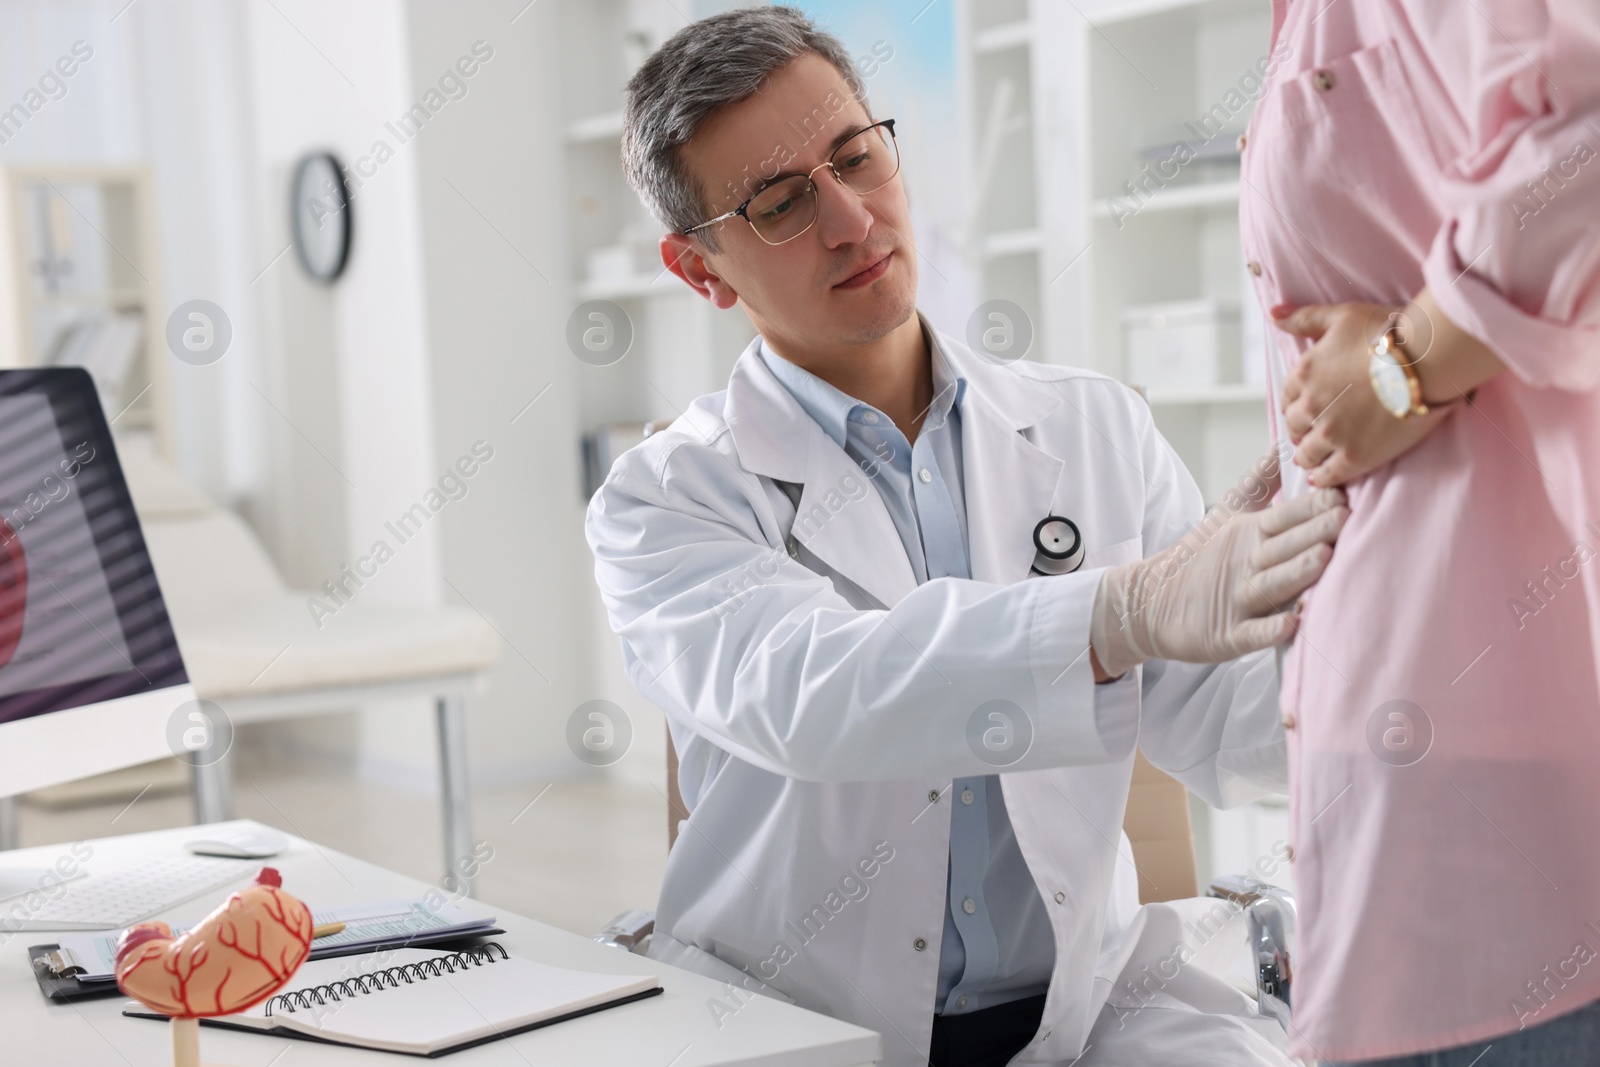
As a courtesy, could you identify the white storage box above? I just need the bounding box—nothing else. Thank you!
[1123,299,1241,390]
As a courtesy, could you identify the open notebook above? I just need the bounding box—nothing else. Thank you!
[123,944,663,1057]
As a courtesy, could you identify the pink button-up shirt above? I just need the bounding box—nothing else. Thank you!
[1239,0,1600,1060]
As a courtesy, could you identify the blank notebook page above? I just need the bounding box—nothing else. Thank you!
[265,952,659,1055]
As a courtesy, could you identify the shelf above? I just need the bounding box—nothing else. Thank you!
[576,272,688,301]
[1141,383,1265,406]
[2,164,174,457]
[567,111,625,144]
[1092,180,1239,219]
[980,228,1042,259]
[974,21,1032,54]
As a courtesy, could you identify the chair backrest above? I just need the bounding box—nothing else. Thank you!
[664,729,1198,903]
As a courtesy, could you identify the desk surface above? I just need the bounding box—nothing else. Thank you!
[2,821,881,1066]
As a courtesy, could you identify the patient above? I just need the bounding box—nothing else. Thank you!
[1238,1,1600,1064]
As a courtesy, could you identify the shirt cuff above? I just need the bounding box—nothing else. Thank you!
[1026,569,1139,767]
[1422,220,1600,392]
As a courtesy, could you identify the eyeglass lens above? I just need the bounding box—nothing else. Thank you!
[745,125,900,244]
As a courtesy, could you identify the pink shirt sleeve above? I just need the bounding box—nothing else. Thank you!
[1405,0,1600,390]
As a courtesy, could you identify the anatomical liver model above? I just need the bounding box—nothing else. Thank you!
[116,867,313,1067]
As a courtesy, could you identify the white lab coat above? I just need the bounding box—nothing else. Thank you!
[585,322,1293,1066]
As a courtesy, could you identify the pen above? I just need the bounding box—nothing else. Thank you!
[312,922,346,940]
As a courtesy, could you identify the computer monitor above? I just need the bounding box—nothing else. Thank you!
[0,368,195,834]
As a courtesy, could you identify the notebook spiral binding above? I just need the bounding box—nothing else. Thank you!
[264,942,510,1016]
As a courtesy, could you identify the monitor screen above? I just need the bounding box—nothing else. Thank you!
[0,369,187,725]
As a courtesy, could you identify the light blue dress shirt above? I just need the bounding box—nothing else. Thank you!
[759,334,1055,1017]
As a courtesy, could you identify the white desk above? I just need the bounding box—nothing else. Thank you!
[2,821,881,1066]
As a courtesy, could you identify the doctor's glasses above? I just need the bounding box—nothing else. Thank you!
[683,119,901,247]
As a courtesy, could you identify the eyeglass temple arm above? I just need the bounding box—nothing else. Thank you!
[683,203,751,235]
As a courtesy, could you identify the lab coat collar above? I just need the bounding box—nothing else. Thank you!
[725,312,1065,604]
[755,332,969,452]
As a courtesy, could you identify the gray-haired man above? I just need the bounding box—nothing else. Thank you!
[586,6,1343,1066]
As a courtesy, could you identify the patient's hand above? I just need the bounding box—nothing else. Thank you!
[1273,301,1452,487]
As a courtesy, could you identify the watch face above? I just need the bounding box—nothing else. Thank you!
[1369,351,1413,417]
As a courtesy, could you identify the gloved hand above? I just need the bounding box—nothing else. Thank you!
[1091,447,1349,677]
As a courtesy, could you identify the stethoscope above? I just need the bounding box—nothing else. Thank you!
[1031,516,1085,576]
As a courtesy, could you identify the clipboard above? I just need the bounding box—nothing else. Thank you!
[29,943,100,1002]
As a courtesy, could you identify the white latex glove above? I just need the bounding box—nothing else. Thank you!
[1091,448,1349,677]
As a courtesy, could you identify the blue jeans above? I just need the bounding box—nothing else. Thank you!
[1325,997,1600,1066]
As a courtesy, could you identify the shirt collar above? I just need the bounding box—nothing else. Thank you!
[756,325,967,449]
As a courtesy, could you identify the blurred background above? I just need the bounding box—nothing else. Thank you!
[0,0,1290,937]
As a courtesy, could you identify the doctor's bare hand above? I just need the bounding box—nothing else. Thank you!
[1090,448,1348,677]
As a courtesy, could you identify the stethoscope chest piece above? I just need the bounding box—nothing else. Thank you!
[1032,516,1085,575]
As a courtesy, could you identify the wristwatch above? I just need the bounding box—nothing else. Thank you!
[1367,317,1462,419]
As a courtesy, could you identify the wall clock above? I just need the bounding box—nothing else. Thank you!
[289,151,352,283]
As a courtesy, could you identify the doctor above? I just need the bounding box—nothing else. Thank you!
[586,8,1348,1066]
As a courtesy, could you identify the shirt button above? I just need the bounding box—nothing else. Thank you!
[1281,712,1297,729]
[1236,133,1247,152]
[962,898,976,915]
[960,788,974,805]
[928,789,941,804]
[1314,69,1336,91]
[918,467,933,483]
[1247,260,1263,277]
[914,937,927,951]
[1054,890,1066,904]
[863,411,879,425]
[1286,844,1296,862]
[955,995,969,1010]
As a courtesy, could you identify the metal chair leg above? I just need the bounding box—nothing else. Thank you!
[190,753,235,825]
[436,694,474,898]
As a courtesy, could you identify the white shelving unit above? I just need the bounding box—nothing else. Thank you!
[1080,0,1273,504]
[0,164,174,457]
[959,0,1273,505]
[958,0,1288,892]
[959,0,1050,361]
[557,0,755,453]
[1080,0,1285,895]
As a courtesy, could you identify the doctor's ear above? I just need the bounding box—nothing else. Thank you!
[660,233,740,310]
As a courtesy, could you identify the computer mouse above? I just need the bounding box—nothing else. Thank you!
[182,826,290,859]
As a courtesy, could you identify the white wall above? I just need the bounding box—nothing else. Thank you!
[402,0,605,786]
[240,0,447,781]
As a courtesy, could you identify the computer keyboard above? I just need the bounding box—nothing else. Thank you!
[7,854,260,930]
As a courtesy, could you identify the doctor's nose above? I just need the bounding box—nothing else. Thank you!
[814,170,875,249]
